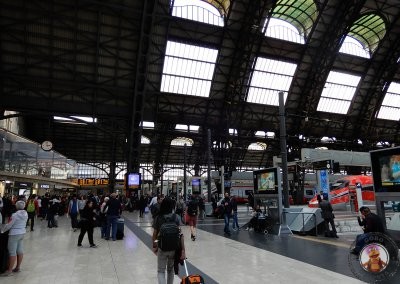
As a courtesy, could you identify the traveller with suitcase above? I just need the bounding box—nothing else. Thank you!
[152,197,185,284]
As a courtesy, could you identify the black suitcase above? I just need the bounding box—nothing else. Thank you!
[116,218,124,240]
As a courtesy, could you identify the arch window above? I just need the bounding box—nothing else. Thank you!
[171,137,194,146]
[264,0,318,44]
[340,13,386,58]
[171,0,226,26]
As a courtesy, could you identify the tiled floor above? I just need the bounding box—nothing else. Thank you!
[1,210,368,284]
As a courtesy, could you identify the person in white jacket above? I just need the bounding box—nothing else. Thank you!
[1,200,28,276]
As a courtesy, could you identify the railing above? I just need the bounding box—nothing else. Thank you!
[282,211,318,236]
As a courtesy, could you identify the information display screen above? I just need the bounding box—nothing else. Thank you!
[371,147,400,193]
[127,173,141,189]
[253,168,278,194]
[192,178,201,194]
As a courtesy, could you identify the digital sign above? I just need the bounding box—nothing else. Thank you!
[253,168,278,194]
[370,147,400,193]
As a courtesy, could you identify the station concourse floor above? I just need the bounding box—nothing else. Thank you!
[2,208,390,284]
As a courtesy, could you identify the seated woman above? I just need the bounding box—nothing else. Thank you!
[245,205,263,230]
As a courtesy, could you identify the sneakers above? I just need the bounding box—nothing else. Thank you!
[77,244,82,247]
[232,227,237,232]
[90,244,97,248]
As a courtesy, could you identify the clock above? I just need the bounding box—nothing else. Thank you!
[41,140,53,151]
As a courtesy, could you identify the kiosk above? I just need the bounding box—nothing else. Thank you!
[370,147,400,243]
[253,167,292,235]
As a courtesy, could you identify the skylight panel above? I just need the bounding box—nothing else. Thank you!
[229,128,237,135]
[255,131,266,137]
[317,71,361,114]
[161,41,218,98]
[247,58,297,105]
[141,121,154,129]
[248,142,267,151]
[54,116,97,124]
[172,0,224,27]
[189,125,199,132]
[377,82,400,121]
[141,136,150,144]
[175,124,188,131]
[171,137,194,146]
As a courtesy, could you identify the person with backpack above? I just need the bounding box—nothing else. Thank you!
[152,197,185,284]
[25,195,38,231]
[187,195,199,241]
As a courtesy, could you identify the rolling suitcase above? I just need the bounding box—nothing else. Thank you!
[181,259,205,284]
[116,218,124,240]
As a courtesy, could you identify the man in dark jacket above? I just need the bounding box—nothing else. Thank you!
[222,192,232,235]
[318,196,338,238]
[105,193,121,241]
[351,206,385,254]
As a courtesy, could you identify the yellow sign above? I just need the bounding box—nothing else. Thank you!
[78,178,109,186]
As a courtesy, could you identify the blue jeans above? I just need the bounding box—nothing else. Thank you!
[354,233,370,253]
[232,211,239,229]
[224,213,231,233]
[106,215,118,240]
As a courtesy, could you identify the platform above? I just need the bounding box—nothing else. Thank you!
[1,208,398,284]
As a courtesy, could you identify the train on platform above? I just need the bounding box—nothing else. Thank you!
[308,175,375,210]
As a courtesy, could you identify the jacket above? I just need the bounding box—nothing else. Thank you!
[319,200,334,219]
[2,210,28,235]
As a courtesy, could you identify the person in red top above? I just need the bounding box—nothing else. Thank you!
[25,195,38,231]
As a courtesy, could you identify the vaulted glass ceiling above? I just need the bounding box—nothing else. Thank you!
[339,36,370,58]
[317,71,361,114]
[247,57,297,105]
[377,82,400,121]
[161,41,218,98]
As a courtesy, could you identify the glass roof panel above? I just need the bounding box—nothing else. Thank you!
[161,41,218,98]
[377,82,400,121]
[266,0,318,41]
[265,18,304,44]
[247,57,297,105]
[255,131,266,137]
[229,128,237,135]
[172,0,225,26]
[54,116,97,124]
[339,36,370,58]
[248,142,267,151]
[141,121,154,129]
[347,13,386,53]
[317,71,360,114]
[141,136,150,144]
[171,137,194,146]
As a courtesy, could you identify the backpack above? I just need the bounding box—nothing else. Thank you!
[158,214,180,251]
[187,200,198,216]
[27,201,35,213]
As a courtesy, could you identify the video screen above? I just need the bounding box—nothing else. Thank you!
[192,178,201,194]
[127,173,141,189]
[379,155,400,186]
[253,168,278,194]
[370,147,400,193]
